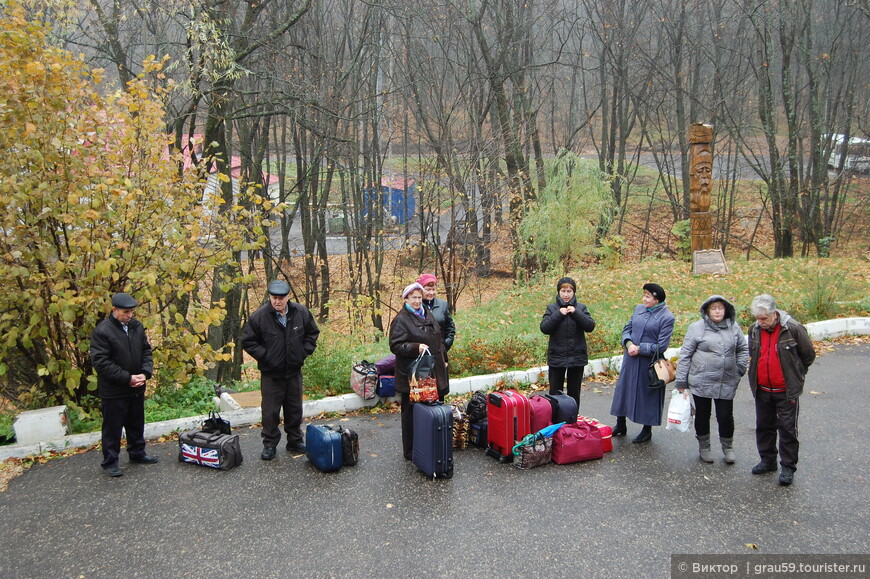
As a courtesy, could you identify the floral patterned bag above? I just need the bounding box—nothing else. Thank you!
[512,432,553,469]
[409,349,438,403]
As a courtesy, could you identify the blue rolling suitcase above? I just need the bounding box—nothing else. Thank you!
[412,402,454,479]
[544,391,578,425]
[305,424,343,472]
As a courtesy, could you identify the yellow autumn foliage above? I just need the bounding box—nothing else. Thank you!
[0,4,268,407]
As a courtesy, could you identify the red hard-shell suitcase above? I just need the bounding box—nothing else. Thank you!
[486,390,531,462]
[529,394,553,433]
[508,390,531,440]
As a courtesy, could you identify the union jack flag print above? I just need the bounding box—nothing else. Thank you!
[181,443,221,468]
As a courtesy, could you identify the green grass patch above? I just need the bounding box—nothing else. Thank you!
[301,327,393,398]
[446,255,869,378]
[0,410,14,444]
[143,376,216,423]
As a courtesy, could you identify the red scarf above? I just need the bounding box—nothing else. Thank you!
[757,324,786,391]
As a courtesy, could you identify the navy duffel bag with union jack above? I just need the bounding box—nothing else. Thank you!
[178,429,243,470]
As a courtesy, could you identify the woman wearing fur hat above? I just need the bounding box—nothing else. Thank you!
[389,282,449,460]
[540,277,596,407]
[675,296,748,463]
[610,283,675,443]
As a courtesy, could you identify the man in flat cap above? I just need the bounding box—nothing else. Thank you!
[90,292,156,477]
[241,280,320,460]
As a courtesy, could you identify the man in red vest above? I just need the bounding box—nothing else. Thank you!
[747,294,816,486]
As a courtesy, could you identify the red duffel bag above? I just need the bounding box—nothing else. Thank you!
[552,421,603,464]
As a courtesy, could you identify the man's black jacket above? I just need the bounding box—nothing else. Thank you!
[90,315,153,399]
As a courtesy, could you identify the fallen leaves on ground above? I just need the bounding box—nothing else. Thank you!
[0,460,26,492]
[1,442,97,493]
[815,334,868,355]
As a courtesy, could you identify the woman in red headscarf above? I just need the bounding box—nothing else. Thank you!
[416,273,455,352]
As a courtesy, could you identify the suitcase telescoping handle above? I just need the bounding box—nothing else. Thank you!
[488,390,517,408]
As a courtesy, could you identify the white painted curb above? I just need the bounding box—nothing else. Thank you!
[2,317,867,461]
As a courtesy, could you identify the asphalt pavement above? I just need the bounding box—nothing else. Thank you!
[1,344,868,579]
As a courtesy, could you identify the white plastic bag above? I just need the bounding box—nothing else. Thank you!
[665,388,694,432]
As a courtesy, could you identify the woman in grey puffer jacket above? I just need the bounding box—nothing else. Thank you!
[675,295,748,464]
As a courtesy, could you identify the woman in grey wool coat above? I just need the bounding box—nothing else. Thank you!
[674,295,748,464]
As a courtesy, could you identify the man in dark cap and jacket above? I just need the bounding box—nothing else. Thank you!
[90,292,156,477]
[241,280,320,460]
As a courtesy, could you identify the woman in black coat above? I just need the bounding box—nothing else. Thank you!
[389,282,449,460]
[540,277,596,407]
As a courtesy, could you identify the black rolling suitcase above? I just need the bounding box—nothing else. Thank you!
[544,391,579,424]
[412,401,454,479]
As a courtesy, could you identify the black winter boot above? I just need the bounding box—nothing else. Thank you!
[632,425,652,443]
[612,416,627,437]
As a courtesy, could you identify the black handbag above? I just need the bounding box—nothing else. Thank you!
[647,347,667,390]
[202,410,232,435]
[647,361,666,390]
[336,426,359,466]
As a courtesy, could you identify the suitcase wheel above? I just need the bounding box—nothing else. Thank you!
[485,446,514,463]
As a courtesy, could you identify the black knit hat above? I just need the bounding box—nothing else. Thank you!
[557,277,576,292]
[642,283,666,302]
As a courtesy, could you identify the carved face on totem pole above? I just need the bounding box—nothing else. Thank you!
[690,147,712,212]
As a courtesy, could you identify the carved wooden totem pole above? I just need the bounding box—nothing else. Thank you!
[689,123,714,253]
